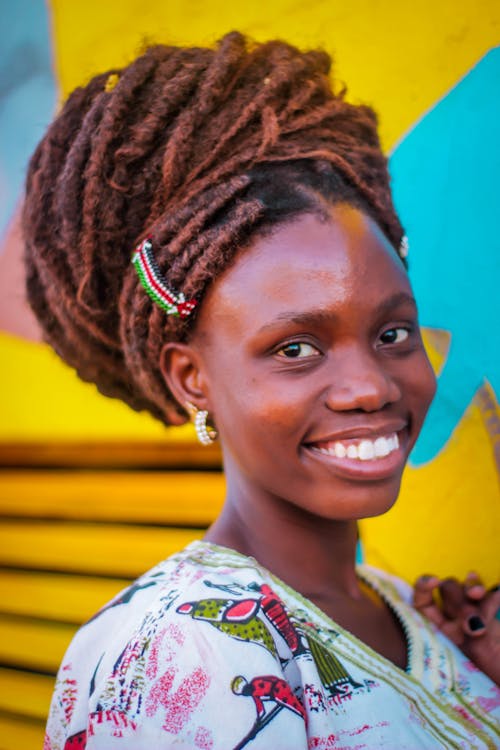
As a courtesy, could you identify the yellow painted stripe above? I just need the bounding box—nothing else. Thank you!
[0,440,222,468]
[0,521,202,577]
[0,713,45,750]
[0,615,77,673]
[0,570,130,623]
[0,470,225,524]
[0,668,54,721]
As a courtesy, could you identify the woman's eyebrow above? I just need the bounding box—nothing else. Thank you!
[257,310,339,333]
[374,291,418,317]
[257,292,417,334]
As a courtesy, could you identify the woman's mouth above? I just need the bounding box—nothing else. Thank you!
[313,432,400,461]
[304,429,408,480]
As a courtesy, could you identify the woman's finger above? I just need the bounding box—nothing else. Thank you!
[413,575,444,625]
[439,577,466,620]
[461,588,500,638]
[413,575,441,606]
[464,571,487,601]
[479,586,500,623]
[441,618,466,646]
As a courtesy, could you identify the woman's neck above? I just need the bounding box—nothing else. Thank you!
[204,465,409,671]
[205,470,362,601]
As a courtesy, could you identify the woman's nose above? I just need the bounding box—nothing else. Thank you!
[324,347,402,413]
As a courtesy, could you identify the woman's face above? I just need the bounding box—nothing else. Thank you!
[190,204,436,521]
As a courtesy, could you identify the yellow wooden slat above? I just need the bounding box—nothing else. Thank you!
[0,440,222,469]
[0,521,203,577]
[0,470,225,525]
[0,668,54,721]
[0,615,77,673]
[0,570,130,623]
[0,713,45,750]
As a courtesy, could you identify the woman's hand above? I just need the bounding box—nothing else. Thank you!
[413,572,500,686]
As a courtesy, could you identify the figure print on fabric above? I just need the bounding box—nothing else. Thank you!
[178,581,306,657]
[305,634,368,703]
[231,674,307,750]
[176,596,278,655]
[256,583,307,656]
[63,728,86,748]
[99,620,211,743]
[97,605,174,717]
[175,577,380,746]
[176,581,310,747]
[62,711,138,748]
[178,581,372,703]
[72,588,196,744]
[44,544,500,750]
[204,579,307,651]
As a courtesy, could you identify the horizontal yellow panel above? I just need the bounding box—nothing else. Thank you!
[0,570,130,623]
[0,440,222,469]
[0,668,54,721]
[0,521,203,577]
[0,470,225,525]
[0,615,76,673]
[0,713,45,750]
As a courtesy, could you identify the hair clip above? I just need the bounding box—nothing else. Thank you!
[104,73,120,93]
[399,235,409,259]
[132,238,197,319]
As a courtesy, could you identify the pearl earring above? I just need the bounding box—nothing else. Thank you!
[186,402,218,446]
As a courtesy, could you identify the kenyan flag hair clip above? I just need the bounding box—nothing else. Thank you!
[132,237,197,319]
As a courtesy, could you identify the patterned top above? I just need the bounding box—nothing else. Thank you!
[45,541,500,749]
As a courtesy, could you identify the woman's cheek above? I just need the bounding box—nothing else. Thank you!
[415,354,437,408]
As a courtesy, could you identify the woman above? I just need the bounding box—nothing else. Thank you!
[24,32,499,749]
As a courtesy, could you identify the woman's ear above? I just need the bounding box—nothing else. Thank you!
[160,341,210,416]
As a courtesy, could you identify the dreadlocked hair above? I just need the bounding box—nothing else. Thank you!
[23,31,406,426]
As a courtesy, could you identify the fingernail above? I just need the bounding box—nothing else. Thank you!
[468,615,485,632]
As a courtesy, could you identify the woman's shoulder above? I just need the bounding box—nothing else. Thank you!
[47,541,306,748]
[61,541,271,663]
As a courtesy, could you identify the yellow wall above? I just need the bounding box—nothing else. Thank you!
[0,331,189,441]
[51,0,500,151]
[1,0,499,585]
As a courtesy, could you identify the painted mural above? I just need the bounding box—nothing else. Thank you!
[391,48,500,467]
[0,0,498,584]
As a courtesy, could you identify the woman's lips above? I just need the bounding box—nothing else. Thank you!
[304,429,408,480]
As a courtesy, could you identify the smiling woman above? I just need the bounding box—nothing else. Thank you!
[178,208,435,530]
[22,32,500,749]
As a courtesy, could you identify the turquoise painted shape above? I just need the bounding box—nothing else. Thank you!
[0,0,57,238]
[390,48,500,465]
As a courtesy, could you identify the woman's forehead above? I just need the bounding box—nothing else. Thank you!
[198,206,411,328]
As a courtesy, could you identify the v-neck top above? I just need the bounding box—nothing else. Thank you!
[45,541,500,749]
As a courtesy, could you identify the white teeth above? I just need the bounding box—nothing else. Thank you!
[334,442,347,458]
[313,432,401,461]
[358,440,375,461]
[374,436,390,457]
[346,445,358,459]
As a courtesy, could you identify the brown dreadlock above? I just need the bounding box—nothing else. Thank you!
[23,31,405,426]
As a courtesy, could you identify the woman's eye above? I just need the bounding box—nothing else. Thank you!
[277,342,320,359]
[379,328,409,345]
